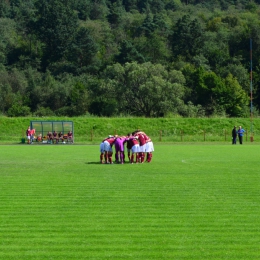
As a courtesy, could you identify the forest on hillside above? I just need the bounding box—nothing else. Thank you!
[0,0,260,117]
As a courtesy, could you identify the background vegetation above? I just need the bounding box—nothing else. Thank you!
[0,0,260,118]
[0,116,259,143]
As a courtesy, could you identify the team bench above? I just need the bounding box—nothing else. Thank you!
[29,120,74,144]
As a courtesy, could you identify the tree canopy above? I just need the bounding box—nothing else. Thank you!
[0,0,258,117]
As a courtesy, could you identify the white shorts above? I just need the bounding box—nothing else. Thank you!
[27,136,31,140]
[100,142,104,153]
[139,144,146,153]
[146,141,154,152]
[131,144,140,153]
[103,141,113,152]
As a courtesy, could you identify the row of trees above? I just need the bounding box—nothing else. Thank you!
[0,0,259,117]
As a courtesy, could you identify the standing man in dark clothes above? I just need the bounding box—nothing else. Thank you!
[232,126,237,145]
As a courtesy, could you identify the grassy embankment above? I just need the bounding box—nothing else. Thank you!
[0,116,259,144]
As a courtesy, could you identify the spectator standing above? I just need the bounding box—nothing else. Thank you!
[232,126,237,145]
[237,126,245,144]
[30,128,36,143]
[26,126,31,144]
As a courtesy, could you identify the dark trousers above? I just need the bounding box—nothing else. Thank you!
[232,137,236,144]
[238,135,243,144]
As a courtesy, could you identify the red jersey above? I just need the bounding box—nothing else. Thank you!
[103,137,115,146]
[127,137,139,149]
[135,132,146,146]
[26,129,31,136]
[144,134,151,143]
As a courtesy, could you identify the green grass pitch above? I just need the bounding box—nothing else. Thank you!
[0,144,260,260]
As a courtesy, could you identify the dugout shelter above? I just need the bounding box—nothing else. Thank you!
[30,121,74,143]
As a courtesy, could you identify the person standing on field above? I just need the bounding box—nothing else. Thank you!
[134,130,147,163]
[237,126,245,144]
[26,126,31,144]
[127,135,140,164]
[99,139,105,164]
[103,135,116,164]
[114,136,127,164]
[232,126,237,145]
[144,134,154,162]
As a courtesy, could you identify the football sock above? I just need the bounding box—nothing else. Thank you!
[115,153,119,162]
[136,153,139,163]
[120,152,124,163]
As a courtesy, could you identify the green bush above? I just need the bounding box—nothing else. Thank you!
[34,107,55,117]
[7,104,31,117]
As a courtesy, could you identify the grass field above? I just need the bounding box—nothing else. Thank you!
[1,144,260,260]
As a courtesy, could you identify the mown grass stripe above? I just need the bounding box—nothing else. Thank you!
[1,145,260,260]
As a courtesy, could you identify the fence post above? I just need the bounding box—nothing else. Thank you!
[204,130,206,141]
[246,129,247,142]
[159,130,162,142]
[181,130,183,142]
[225,129,226,141]
[114,129,117,136]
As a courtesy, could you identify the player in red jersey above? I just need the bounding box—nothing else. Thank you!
[103,135,116,164]
[134,130,146,163]
[126,135,140,164]
[99,140,105,164]
[144,134,154,162]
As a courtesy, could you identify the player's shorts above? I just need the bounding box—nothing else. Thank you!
[139,144,146,153]
[131,144,140,153]
[103,141,113,152]
[146,141,154,152]
[27,136,31,140]
[100,142,104,153]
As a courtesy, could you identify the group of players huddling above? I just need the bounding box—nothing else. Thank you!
[100,130,154,164]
